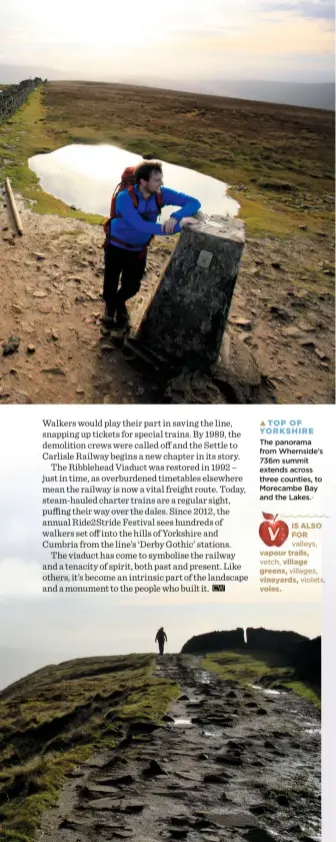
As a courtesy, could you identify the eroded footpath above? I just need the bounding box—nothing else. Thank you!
[0,194,334,405]
[37,655,321,842]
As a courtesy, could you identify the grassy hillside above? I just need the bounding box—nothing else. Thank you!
[0,89,101,224]
[203,650,321,709]
[0,654,178,842]
[0,81,334,236]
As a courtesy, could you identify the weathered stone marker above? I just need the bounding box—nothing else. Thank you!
[127,214,245,370]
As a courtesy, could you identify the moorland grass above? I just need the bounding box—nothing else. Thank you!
[0,82,334,237]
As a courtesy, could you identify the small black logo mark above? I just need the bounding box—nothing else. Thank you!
[212,585,226,592]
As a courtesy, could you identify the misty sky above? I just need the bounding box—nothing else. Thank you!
[0,0,334,83]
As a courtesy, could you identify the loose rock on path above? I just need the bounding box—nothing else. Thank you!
[37,655,321,842]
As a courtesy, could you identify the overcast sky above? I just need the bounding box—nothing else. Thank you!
[0,0,334,83]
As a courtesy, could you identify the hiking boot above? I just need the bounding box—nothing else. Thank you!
[101,304,115,327]
[115,303,129,329]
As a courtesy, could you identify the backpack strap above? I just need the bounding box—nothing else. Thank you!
[110,182,122,218]
[155,189,163,213]
[128,185,162,214]
[127,185,139,209]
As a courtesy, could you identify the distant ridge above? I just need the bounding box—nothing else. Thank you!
[181,78,335,111]
[0,64,334,110]
[103,75,335,111]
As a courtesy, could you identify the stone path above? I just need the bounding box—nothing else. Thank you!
[37,655,321,842]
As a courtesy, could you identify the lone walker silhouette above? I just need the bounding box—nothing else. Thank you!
[155,627,167,656]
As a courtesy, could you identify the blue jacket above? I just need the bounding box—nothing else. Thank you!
[108,185,201,251]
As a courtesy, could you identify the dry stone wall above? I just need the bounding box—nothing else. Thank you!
[0,78,44,125]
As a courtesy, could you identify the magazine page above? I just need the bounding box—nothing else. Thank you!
[1,404,332,842]
[0,6,334,842]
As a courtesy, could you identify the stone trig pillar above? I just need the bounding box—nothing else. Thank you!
[128,214,245,370]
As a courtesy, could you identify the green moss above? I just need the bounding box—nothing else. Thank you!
[286,681,321,709]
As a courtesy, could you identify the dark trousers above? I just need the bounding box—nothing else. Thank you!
[103,244,146,317]
[158,641,164,655]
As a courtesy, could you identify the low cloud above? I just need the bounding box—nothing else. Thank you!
[168,14,334,57]
[260,1,335,21]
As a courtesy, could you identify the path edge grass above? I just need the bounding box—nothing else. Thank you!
[201,650,321,709]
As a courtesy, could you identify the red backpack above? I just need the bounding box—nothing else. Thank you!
[103,165,163,247]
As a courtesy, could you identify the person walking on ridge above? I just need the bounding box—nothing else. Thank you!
[103,159,201,328]
[155,626,168,656]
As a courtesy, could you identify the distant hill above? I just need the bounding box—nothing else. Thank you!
[188,79,335,111]
[108,75,335,111]
[0,64,68,84]
[0,64,334,110]
[181,626,309,655]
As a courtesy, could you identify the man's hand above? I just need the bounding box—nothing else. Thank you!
[162,216,178,234]
[179,217,198,229]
